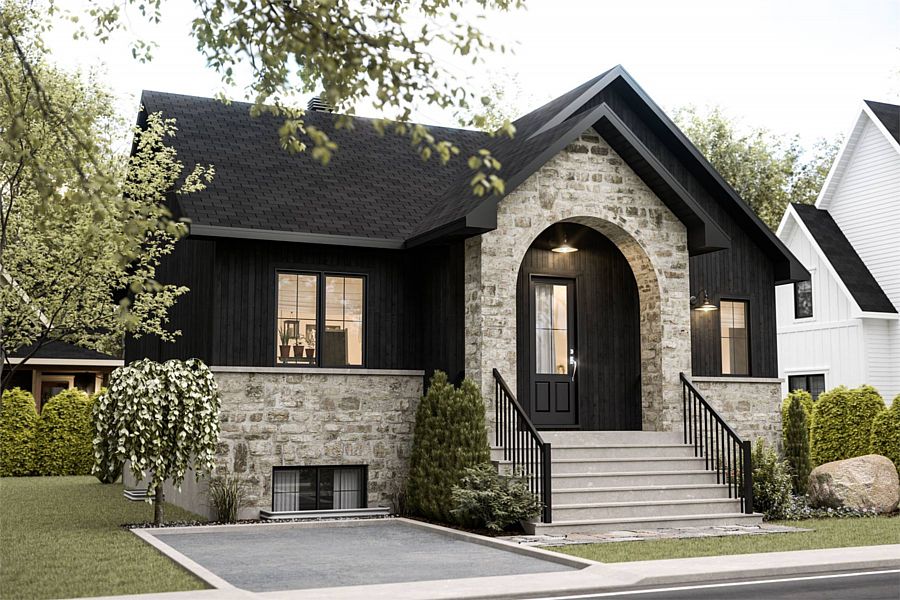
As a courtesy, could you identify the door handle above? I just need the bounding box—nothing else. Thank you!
[569,350,577,382]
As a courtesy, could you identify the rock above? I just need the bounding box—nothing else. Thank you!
[808,455,899,513]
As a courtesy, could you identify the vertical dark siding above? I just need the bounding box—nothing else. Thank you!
[419,241,466,385]
[516,224,641,430]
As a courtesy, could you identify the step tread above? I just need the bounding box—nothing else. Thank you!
[553,457,703,463]
[550,443,691,449]
[553,484,728,493]
[534,513,763,526]
[555,498,740,509]
[553,469,716,477]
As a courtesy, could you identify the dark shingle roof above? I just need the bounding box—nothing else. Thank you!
[865,100,900,143]
[10,340,120,361]
[142,91,489,243]
[792,203,896,313]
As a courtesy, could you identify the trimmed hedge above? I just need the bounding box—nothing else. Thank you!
[0,388,38,476]
[34,389,95,476]
[870,395,900,475]
[407,371,490,524]
[810,385,885,466]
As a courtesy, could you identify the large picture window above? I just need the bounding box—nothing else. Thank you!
[794,279,813,319]
[272,465,367,512]
[276,272,365,367]
[720,300,749,376]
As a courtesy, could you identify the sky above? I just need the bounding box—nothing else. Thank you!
[44,0,900,146]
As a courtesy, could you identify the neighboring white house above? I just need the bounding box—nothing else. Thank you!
[776,100,900,402]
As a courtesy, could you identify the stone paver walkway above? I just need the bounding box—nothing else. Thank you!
[507,523,809,546]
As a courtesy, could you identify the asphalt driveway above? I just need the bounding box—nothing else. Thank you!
[149,519,578,592]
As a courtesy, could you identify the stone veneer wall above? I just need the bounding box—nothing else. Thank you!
[690,377,784,451]
[213,367,423,518]
[465,128,693,431]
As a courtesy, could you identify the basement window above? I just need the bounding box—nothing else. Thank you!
[271,465,367,512]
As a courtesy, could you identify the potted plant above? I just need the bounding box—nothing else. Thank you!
[293,336,305,360]
[278,324,292,361]
[305,329,316,358]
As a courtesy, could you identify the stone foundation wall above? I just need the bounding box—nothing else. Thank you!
[213,367,423,518]
[690,377,784,451]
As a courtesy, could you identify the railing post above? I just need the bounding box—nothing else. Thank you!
[542,442,552,523]
[742,440,754,514]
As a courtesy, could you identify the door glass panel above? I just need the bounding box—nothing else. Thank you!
[535,283,569,374]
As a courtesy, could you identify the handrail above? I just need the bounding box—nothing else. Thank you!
[680,372,754,514]
[492,369,552,523]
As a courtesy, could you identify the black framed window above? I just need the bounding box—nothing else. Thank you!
[794,279,813,319]
[720,300,749,376]
[272,465,367,512]
[788,374,826,401]
[276,272,365,367]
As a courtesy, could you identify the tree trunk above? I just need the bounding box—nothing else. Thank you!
[154,486,164,526]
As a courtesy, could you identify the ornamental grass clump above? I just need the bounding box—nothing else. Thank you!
[407,371,490,524]
[783,394,812,495]
[34,389,94,475]
[869,396,900,476]
[810,385,885,466]
[207,474,249,523]
[450,463,541,531]
[0,387,38,476]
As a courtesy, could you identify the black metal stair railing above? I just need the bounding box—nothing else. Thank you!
[492,369,552,523]
[680,373,754,514]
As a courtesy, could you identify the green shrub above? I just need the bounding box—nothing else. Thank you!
[0,388,38,476]
[870,395,900,476]
[781,389,813,437]
[450,463,541,531]
[35,389,94,476]
[407,371,490,523]
[810,385,885,466]
[783,394,812,495]
[207,473,249,522]
[751,438,795,520]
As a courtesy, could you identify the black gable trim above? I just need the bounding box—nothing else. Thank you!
[792,203,896,313]
[10,340,120,361]
[865,100,900,144]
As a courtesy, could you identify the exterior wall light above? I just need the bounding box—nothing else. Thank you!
[691,290,718,312]
[551,236,578,253]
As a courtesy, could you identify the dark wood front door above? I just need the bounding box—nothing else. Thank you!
[529,277,577,427]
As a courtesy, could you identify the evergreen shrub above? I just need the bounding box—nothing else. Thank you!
[781,389,813,436]
[751,438,794,520]
[810,385,884,466]
[869,395,900,476]
[783,394,812,495]
[0,387,38,476]
[35,389,94,475]
[407,371,490,523]
[450,463,541,531]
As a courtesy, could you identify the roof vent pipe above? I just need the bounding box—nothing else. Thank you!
[307,93,334,113]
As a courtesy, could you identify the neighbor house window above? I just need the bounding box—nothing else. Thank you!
[271,466,367,512]
[794,279,813,319]
[788,374,826,401]
[276,272,365,367]
[720,300,749,376]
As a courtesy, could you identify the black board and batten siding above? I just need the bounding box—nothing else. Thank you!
[516,224,642,430]
[125,236,467,382]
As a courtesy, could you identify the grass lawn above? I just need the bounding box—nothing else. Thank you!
[550,516,900,563]
[0,476,209,599]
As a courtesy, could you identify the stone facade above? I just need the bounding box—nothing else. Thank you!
[465,128,693,431]
[213,367,423,518]
[690,377,784,450]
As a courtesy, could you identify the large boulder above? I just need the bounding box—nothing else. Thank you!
[808,454,899,513]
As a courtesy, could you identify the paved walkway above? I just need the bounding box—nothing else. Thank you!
[506,523,808,546]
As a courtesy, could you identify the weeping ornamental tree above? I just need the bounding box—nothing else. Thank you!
[93,359,221,525]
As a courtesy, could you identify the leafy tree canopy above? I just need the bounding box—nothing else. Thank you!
[675,106,840,230]
[0,2,213,386]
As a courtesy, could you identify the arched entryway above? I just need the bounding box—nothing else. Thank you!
[516,223,642,430]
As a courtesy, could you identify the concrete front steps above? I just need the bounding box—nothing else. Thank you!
[491,430,762,535]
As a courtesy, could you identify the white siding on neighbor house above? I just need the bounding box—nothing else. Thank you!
[863,318,899,402]
[823,117,900,310]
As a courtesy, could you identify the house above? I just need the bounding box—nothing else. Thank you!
[776,100,899,402]
[4,341,122,410]
[127,66,806,531]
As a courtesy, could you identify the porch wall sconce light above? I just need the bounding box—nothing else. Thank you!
[551,236,578,254]
[691,289,718,312]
